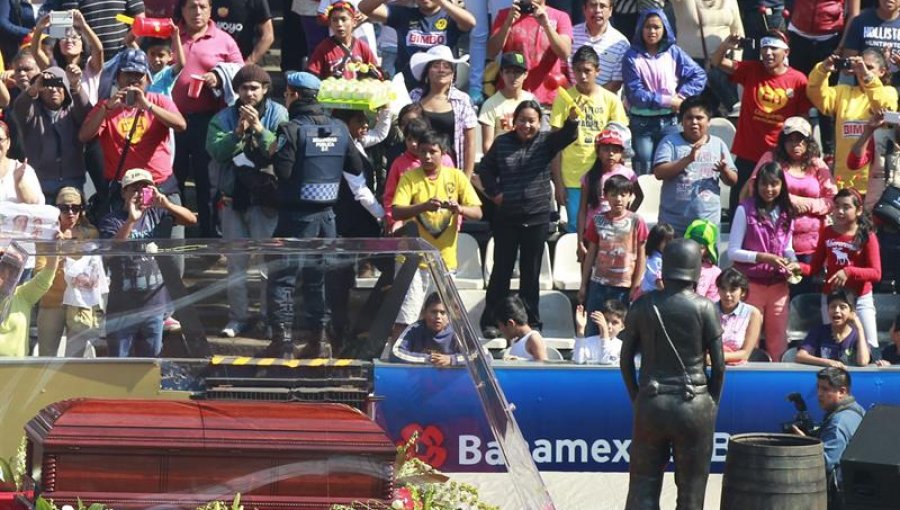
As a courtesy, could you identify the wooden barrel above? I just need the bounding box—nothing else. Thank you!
[721,433,827,510]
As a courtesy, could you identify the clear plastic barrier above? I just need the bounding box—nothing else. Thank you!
[0,237,552,510]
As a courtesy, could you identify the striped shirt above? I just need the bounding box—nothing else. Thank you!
[60,0,146,56]
[570,23,629,86]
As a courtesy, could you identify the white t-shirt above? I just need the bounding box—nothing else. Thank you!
[478,90,536,134]
[572,335,622,365]
[63,255,108,308]
[0,159,42,204]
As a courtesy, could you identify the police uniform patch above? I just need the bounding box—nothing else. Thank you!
[275,134,287,152]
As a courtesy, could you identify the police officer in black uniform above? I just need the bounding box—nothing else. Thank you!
[262,71,383,359]
[620,238,726,510]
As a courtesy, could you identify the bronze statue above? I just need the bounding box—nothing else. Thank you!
[620,238,726,510]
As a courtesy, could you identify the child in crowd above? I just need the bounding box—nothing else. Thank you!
[498,295,548,362]
[848,111,900,211]
[384,102,426,166]
[881,313,900,364]
[550,45,628,234]
[796,289,870,368]
[308,1,379,79]
[807,50,897,193]
[143,26,185,97]
[391,292,462,366]
[684,219,721,302]
[382,118,454,231]
[576,128,643,261]
[579,175,648,336]
[653,95,737,236]
[728,162,799,363]
[572,300,625,365]
[622,8,706,176]
[478,51,535,154]
[317,0,379,63]
[716,268,762,365]
[392,132,481,336]
[800,188,882,356]
[639,222,674,295]
[36,187,105,357]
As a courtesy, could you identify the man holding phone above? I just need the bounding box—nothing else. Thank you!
[79,49,187,199]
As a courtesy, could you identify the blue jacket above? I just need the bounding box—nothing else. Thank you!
[622,9,707,115]
[821,397,865,487]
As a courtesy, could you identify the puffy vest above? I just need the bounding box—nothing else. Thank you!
[790,0,845,36]
[734,199,794,283]
[285,117,351,207]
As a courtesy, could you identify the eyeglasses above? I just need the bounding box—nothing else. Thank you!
[57,204,83,214]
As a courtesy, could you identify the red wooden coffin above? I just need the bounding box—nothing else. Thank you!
[24,399,396,510]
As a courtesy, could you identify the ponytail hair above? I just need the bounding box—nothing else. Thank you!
[835,188,873,248]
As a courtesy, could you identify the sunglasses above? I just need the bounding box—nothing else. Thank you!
[57,204,83,214]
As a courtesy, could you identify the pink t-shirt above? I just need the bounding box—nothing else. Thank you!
[697,261,721,302]
[94,93,177,184]
[747,151,836,255]
[174,21,244,114]
[579,163,637,224]
[492,7,573,105]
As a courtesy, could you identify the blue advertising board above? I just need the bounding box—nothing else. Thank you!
[374,362,900,473]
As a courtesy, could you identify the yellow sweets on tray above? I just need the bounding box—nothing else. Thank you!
[318,78,396,111]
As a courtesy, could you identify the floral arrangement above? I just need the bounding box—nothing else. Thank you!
[331,432,499,510]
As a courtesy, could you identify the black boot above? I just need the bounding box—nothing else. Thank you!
[300,328,332,359]
[260,323,295,360]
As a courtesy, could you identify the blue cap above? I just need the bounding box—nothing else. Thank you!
[286,71,321,91]
[117,48,151,77]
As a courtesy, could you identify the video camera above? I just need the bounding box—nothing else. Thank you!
[781,392,820,436]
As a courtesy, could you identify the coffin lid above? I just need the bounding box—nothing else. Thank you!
[26,399,396,453]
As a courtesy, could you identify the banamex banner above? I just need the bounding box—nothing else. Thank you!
[374,363,900,472]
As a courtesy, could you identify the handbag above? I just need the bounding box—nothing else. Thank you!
[873,137,900,227]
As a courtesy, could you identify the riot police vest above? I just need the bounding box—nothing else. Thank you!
[288,117,351,206]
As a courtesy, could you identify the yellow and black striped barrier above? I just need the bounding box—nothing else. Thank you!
[210,355,360,368]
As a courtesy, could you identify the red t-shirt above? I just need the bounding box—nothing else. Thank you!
[730,61,812,162]
[492,7,573,105]
[803,226,882,296]
[307,37,379,79]
[93,93,177,184]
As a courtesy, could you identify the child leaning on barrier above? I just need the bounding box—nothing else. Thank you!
[572,299,625,365]
[391,292,463,367]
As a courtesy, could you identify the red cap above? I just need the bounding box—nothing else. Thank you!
[595,129,625,147]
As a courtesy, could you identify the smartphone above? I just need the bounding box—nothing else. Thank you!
[47,11,74,39]
[125,89,137,107]
[884,111,900,125]
[835,58,853,71]
[738,37,757,51]
[141,187,154,207]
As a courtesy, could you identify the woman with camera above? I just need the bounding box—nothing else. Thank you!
[31,10,103,104]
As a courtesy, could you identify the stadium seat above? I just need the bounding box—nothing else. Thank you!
[709,118,736,149]
[787,293,823,343]
[499,345,565,361]
[781,347,799,363]
[540,290,575,350]
[452,233,484,289]
[874,294,900,345]
[456,289,506,349]
[749,348,772,362]
[636,174,661,227]
[552,233,581,290]
[483,238,553,290]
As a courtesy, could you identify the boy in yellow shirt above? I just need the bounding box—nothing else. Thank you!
[807,51,897,192]
[549,45,628,234]
[392,131,482,335]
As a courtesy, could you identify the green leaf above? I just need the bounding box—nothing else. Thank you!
[231,493,241,510]
[35,496,56,510]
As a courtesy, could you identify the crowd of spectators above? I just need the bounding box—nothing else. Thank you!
[0,0,895,364]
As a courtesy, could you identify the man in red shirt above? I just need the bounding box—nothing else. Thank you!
[488,0,573,106]
[307,1,379,79]
[712,29,812,218]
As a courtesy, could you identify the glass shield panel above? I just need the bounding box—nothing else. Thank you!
[0,237,553,510]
